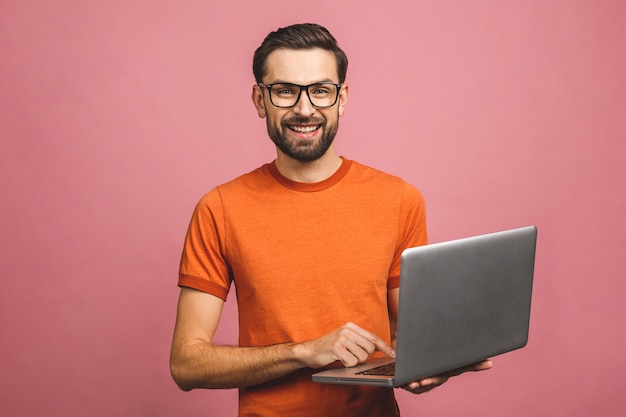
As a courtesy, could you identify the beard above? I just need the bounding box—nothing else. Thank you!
[266,115,339,162]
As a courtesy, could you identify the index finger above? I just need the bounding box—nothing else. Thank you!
[373,337,396,358]
[345,322,396,358]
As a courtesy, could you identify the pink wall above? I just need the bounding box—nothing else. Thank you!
[1,1,624,415]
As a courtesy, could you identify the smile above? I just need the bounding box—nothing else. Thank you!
[288,125,321,133]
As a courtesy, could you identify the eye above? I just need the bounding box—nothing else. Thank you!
[272,85,298,97]
[310,85,333,96]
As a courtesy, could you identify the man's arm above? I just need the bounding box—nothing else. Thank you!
[170,287,395,390]
[386,288,493,394]
[388,287,400,349]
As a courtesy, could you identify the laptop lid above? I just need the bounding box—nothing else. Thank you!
[312,225,537,387]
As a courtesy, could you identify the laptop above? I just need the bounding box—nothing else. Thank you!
[312,225,537,387]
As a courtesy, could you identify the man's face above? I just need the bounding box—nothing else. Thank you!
[252,48,348,162]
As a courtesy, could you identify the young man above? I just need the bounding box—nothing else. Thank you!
[170,23,491,416]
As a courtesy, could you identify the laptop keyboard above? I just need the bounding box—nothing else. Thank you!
[357,362,396,376]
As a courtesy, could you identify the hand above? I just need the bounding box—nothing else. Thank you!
[402,359,493,394]
[297,322,395,369]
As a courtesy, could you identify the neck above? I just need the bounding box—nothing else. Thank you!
[274,147,343,183]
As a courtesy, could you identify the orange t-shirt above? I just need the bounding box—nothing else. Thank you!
[179,158,427,417]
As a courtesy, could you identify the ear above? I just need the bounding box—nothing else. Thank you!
[251,85,266,118]
[338,83,349,117]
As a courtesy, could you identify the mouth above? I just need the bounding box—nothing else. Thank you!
[284,117,325,137]
[287,124,321,134]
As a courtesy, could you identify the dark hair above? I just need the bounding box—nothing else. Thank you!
[253,23,348,83]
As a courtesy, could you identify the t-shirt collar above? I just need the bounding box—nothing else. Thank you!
[268,157,352,192]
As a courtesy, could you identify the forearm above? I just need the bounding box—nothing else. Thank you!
[170,286,394,391]
[170,339,309,390]
[169,320,394,390]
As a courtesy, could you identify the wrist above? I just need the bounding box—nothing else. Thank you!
[291,341,313,368]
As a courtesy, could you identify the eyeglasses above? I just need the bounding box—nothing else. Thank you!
[258,82,342,108]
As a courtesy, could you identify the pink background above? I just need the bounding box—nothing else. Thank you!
[2,1,625,415]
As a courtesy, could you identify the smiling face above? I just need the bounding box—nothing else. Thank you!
[252,48,348,163]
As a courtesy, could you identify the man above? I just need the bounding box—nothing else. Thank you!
[170,23,491,416]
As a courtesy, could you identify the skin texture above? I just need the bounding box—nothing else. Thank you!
[251,48,348,183]
[170,47,492,394]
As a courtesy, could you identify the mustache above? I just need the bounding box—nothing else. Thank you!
[282,116,326,126]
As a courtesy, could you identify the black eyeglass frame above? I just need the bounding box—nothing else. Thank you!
[257,82,343,108]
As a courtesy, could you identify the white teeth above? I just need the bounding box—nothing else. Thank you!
[290,125,319,133]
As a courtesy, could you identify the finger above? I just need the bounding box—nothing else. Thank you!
[352,333,394,358]
[404,385,436,394]
[475,359,493,370]
[344,323,396,358]
[418,375,448,387]
[340,339,372,367]
[401,380,437,394]
[404,381,420,390]
[370,336,396,358]
[447,359,493,377]
[329,328,376,367]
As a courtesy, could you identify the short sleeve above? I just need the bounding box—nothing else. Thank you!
[178,188,232,300]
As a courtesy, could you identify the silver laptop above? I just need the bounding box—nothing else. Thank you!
[312,225,537,387]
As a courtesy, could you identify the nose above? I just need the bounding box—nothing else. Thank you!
[292,88,316,117]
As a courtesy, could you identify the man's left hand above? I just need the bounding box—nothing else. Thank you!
[401,359,493,394]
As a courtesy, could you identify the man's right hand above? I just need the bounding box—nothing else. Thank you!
[295,322,396,369]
